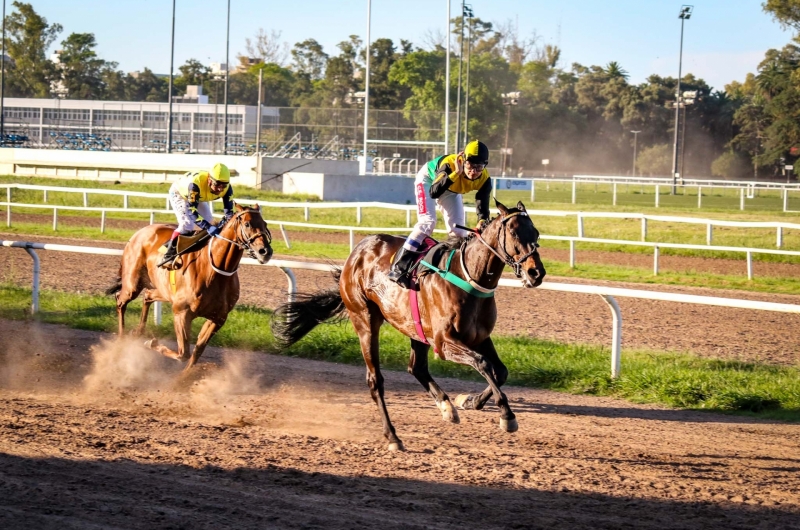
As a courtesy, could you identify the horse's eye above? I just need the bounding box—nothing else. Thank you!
[245,222,251,228]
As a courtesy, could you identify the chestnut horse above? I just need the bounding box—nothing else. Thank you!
[106,203,273,370]
[272,200,545,451]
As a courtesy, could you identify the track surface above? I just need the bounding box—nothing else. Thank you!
[0,227,799,528]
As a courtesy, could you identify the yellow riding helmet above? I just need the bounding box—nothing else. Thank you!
[464,140,489,165]
[210,163,230,184]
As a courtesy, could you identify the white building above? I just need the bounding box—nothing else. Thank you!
[1,92,278,154]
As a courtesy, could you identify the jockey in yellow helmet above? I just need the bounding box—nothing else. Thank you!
[388,140,492,286]
[159,163,234,267]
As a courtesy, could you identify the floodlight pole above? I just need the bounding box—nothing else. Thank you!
[1,0,7,142]
[223,0,230,155]
[362,0,371,172]
[444,0,451,154]
[671,6,692,194]
[256,67,263,155]
[631,130,641,177]
[462,7,472,147]
[166,0,176,154]
[454,0,465,152]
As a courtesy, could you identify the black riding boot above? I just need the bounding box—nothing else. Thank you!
[158,238,178,267]
[387,247,418,287]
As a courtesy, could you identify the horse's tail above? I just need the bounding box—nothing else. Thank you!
[271,268,346,348]
[105,276,122,296]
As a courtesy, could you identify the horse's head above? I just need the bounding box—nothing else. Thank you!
[222,203,273,264]
[482,199,546,288]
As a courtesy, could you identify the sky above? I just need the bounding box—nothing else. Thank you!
[19,0,793,91]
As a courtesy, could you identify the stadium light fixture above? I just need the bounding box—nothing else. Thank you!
[670,4,694,194]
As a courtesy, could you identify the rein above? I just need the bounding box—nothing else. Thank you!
[457,211,540,280]
[207,208,272,276]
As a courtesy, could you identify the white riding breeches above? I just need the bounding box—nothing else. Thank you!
[168,182,213,234]
[403,167,469,251]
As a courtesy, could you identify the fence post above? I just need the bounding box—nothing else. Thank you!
[101,210,106,233]
[784,188,789,212]
[24,248,40,314]
[655,185,660,208]
[304,205,309,222]
[654,246,659,276]
[706,223,713,245]
[279,224,291,248]
[406,208,411,228]
[149,212,155,225]
[349,229,355,252]
[577,214,584,238]
[571,181,577,204]
[697,186,702,208]
[5,187,10,227]
[53,208,58,231]
[569,240,575,268]
[740,188,745,210]
[641,217,647,241]
[747,251,753,280]
[492,177,497,200]
[153,301,162,325]
[83,192,88,208]
[124,194,129,209]
[357,206,362,225]
[777,226,783,249]
[612,183,617,206]
[43,189,47,203]
[530,179,535,202]
[600,295,622,379]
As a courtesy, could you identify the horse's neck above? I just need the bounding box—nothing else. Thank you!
[461,233,505,288]
[207,233,243,274]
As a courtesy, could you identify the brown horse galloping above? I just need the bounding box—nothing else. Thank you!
[106,203,273,370]
[272,200,545,451]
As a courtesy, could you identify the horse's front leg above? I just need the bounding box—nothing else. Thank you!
[144,310,193,362]
[453,337,509,411]
[184,318,225,371]
[407,339,459,424]
[439,338,518,433]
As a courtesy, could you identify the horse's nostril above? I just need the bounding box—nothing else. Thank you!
[258,248,267,255]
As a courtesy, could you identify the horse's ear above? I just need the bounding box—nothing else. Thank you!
[235,202,245,212]
[495,199,509,216]
[516,201,527,213]
[254,203,260,211]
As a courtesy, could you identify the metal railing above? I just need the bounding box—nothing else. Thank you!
[4,239,800,379]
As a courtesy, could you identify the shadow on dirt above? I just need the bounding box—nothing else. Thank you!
[0,452,795,530]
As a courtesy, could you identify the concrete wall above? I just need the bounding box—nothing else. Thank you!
[283,172,415,203]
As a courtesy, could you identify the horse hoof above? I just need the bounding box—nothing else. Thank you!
[500,418,519,433]
[144,338,159,349]
[387,441,405,452]
[439,401,460,424]
[454,394,472,410]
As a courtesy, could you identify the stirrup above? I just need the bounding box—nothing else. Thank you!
[158,253,181,269]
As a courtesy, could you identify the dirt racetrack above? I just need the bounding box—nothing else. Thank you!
[1,226,800,528]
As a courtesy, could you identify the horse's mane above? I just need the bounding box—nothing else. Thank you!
[440,234,467,252]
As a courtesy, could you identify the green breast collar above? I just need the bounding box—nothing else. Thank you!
[419,250,495,298]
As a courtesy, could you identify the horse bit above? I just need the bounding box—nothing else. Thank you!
[211,209,272,260]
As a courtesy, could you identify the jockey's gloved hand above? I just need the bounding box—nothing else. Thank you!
[475,218,489,232]
[206,225,220,237]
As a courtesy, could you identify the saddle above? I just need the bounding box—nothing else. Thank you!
[157,231,210,270]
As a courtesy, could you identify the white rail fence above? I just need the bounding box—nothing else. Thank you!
[4,240,800,379]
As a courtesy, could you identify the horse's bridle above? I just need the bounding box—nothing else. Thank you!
[212,208,272,259]
[467,211,540,278]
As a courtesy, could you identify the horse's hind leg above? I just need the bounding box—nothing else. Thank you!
[133,289,157,336]
[352,305,403,451]
[407,339,459,424]
[454,337,509,412]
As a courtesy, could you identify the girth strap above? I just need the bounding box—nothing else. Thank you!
[419,250,495,298]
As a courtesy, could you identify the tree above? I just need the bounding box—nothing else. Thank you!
[605,61,629,80]
[763,0,800,32]
[125,68,167,102]
[3,1,62,97]
[291,39,328,80]
[636,144,672,176]
[243,28,288,66]
[711,151,751,179]
[57,33,112,99]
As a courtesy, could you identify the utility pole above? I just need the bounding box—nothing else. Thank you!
[454,0,465,152]
[501,92,519,176]
[256,67,263,155]
[462,4,473,148]
[671,5,693,194]
[166,0,176,153]
[1,0,7,142]
[223,0,230,155]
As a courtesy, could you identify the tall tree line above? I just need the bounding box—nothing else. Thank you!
[2,1,799,177]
